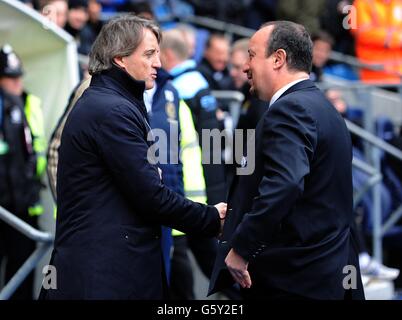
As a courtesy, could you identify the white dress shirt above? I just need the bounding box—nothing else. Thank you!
[269,78,309,108]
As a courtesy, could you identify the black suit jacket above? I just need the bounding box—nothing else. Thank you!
[209,80,365,299]
[40,66,220,300]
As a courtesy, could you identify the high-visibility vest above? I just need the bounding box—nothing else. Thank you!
[24,94,46,177]
[24,94,46,216]
[352,0,402,83]
[172,100,207,237]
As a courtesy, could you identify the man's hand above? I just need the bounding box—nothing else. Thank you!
[214,202,227,235]
[214,202,227,219]
[225,249,252,289]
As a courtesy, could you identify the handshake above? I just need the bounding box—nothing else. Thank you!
[214,202,228,235]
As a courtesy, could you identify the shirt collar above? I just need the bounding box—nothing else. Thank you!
[269,77,309,107]
[144,85,157,114]
[98,63,146,102]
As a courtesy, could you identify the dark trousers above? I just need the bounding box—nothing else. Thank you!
[0,214,37,300]
[187,234,218,279]
[169,236,195,300]
[169,235,220,299]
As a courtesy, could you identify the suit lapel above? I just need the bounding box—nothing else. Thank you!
[271,79,317,107]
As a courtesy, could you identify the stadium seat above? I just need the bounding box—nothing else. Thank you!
[375,116,402,206]
[353,148,393,232]
[352,147,402,245]
[324,63,360,81]
[193,28,210,63]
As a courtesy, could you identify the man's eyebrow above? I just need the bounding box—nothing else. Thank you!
[144,48,156,55]
[248,49,256,55]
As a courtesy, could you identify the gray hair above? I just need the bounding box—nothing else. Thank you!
[176,23,196,44]
[231,38,249,56]
[88,14,161,75]
[160,29,189,61]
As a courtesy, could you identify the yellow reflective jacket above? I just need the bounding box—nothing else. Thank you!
[172,100,207,236]
[24,93,46,216]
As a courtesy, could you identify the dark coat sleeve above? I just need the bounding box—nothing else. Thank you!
[97,103,220,237]
[231,99,317,260]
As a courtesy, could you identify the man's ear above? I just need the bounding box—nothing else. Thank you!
[113,56,125,69]
[273,49,286,70]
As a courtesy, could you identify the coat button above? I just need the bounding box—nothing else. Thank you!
[124,235,129,240]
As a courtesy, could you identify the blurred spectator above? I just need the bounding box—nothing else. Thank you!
[176,23,197,59]
[122,0,154,19]
[185,0,250,25]
[352,0,402,83]
[325,88,348,115]
[325,88,364,149]
[39,0,69,28]
[145,68,209,299]
[0,44,46,299]
[198,33,234,91]
[65,0,89,36]
[144,68,187,288]
[97,0,126,12]
[64,0,98,78]
[320,0,355,55]
[310,31,334,82]
[276,0,326,35]
[229,39,249,91]
[227,38,266,189]
[150,0,194,27]
[160,28,227,299]
[65,0,94,55]
[229,38,266,133]
[244,0,278,30]
[87,0,104,37]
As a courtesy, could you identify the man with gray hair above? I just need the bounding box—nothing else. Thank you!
[161,28,227,210]
[39,14,226,300]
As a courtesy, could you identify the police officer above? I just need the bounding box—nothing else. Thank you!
[0,44,46,299]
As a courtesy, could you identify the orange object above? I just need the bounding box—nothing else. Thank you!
[352,0,402,83]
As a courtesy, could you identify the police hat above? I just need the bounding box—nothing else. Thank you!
[0,44,23,78]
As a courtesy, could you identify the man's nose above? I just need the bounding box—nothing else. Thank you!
[153,55,162,68]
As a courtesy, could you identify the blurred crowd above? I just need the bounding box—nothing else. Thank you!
[11,0,402,84]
